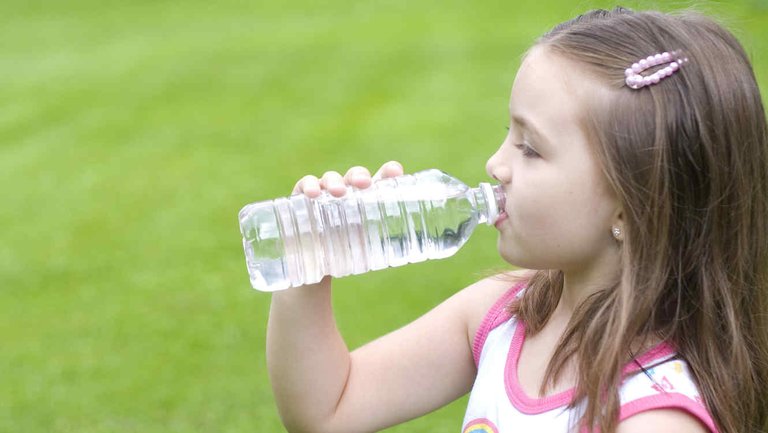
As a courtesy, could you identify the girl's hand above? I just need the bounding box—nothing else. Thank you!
[291,160,405,198]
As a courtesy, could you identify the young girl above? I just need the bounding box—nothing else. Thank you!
[266,7,768,433]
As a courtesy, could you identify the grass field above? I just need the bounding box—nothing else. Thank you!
[2,1,767,431]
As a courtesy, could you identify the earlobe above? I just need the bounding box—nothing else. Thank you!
[612,226,623,241]
[611,208,624,242]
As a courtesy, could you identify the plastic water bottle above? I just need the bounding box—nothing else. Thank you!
[238,169,506,291]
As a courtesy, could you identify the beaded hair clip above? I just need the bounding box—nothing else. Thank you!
[624,51,688,89]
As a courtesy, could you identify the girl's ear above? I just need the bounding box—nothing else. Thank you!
[611,208,624,242]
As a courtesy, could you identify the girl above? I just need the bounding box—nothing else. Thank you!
[266,7,768,433]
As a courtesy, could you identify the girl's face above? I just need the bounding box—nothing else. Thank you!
[486,46,620,275]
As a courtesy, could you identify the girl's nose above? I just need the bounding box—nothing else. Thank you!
[486,149,510,184]
[486,163,499,182]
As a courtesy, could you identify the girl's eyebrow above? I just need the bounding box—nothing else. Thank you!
[511,114,548,144]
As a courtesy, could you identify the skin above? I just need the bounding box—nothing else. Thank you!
[486,45,624,313]
[266,46,707,433]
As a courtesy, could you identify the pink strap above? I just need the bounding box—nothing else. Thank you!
[472,281,526,366]
[620,393,719,433]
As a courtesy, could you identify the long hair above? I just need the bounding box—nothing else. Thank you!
[507,8,768,433]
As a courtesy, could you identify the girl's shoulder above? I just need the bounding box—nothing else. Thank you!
[460,269,531,360]
[618,355,717,432]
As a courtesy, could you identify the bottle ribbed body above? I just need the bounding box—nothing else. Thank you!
[238,169,504,291]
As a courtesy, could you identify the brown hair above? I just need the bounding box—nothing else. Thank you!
[505,7,768,433]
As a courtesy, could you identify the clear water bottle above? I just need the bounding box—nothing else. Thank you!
[238,169,506,291]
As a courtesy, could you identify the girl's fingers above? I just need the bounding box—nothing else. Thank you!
[372,161,404,181]
[319,171,347,197]
[292,162,402,199]
[343,166,372,189]
[292,175,321,197]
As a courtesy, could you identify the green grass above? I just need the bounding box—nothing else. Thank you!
[2,1,766,431]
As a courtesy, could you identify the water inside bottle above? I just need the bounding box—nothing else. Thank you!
[239,170,504,291]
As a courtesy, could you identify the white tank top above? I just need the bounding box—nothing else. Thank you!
[462,283,719,433]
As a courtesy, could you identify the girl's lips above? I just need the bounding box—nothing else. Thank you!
[494,211,508,229]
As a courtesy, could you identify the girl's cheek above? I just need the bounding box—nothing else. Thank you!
[509,188,544,225]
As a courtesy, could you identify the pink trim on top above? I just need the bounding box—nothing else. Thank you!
[621,341,676,375]
[471,281,526,367]
[505,321,576,414]
[620,393,719,433]
[504,322,678,415]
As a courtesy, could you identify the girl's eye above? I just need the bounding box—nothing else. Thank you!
[505,127,540,158]
[515,143,540,158]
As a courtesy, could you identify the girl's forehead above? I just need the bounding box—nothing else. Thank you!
[512,47,592,100]
[508,46,609,159]
[509,46,602,131]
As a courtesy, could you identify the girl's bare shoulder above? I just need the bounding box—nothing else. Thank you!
[457,269,532,342]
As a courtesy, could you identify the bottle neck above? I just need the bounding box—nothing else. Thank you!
[472,183,506,225]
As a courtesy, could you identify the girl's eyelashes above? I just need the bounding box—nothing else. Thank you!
[505,126,540,158]
[515,143,540,158]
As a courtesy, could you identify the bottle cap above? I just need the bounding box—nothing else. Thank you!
[480,182,503,224]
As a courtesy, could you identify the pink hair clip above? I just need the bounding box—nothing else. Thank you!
[624,51,688,89]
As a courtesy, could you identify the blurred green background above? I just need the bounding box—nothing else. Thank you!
[2,0,766,431]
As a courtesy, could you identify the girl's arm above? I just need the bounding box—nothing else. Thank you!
[267,272,511,433]
[265,162,512,432]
